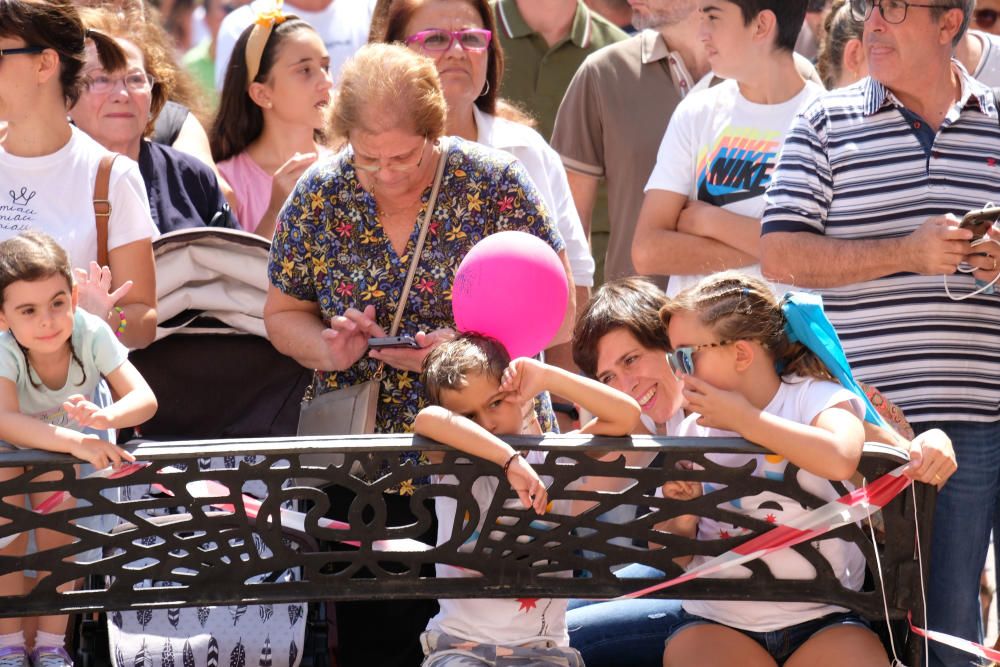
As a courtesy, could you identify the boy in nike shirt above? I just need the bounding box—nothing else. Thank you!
[631,0,820,296]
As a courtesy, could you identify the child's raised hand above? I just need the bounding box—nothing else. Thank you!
[70,436,136,470]
[500,357,549,404]
[504,453,548,514]
[74,262,132,322]
[682,375,757,433]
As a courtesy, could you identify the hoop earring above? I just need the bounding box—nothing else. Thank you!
[479,79,490,98]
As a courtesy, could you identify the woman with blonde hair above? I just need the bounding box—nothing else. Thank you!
[264,42,575,665]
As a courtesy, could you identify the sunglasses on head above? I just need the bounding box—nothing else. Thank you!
[975,8,999,28]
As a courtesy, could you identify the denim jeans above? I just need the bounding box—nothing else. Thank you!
[566,564,684,667]
[918,420,1000,667]
[668,608,872,663]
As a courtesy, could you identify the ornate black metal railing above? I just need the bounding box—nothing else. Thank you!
[0,435,931,626]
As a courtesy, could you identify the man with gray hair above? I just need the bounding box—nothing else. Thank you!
[761,1,991,664]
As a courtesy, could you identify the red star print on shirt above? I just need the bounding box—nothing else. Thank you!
[719,530,731,539]
[765,513,777,523]
[516,598,538,612]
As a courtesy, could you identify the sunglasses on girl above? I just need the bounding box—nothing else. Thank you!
[405,28,492,53]
[666,340,737,377]
[975,8,999,29]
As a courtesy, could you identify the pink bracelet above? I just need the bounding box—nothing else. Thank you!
[111,306,127,339]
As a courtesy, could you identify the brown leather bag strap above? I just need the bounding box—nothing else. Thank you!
[94,153,118,267]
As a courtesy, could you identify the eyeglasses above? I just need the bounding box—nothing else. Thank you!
[351,137,428,174]
[666,340,737,377]
[405,28,492,53]
[0,45,45,58]
[849,0,943,24]
[975,8,999,28]
[83,71,155,95]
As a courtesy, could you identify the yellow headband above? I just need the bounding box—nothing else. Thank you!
[245,0,287,87]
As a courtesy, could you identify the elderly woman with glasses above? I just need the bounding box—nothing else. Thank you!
[263,42,574,666]
[372,0,594,428]
[69,6,236,234]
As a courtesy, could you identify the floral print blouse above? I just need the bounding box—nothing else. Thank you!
[269,138,565,482]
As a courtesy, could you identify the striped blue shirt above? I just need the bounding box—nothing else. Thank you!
[762,70,1000,423]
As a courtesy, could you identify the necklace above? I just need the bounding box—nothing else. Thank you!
[375,195,424,219]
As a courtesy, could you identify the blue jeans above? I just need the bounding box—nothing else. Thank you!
[667,608,872,664]
[919,420,1000,667]
[566,564,683,667]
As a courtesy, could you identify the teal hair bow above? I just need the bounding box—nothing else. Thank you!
[780,291,889,428]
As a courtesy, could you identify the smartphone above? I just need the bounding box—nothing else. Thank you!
[368,335,420,349]
[959,206,1000,238]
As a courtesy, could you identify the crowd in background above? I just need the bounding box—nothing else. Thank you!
[3,0,1000,666]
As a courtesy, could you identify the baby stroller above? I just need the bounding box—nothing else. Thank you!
[74,228,320,667]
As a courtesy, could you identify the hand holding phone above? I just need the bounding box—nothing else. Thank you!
[959,206,1000,238]
[368,335,421,349]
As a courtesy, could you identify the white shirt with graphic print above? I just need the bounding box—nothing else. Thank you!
[428,449,571,647]
[645,79,822,297]
[678,376,867,632]
[0,126,157,270]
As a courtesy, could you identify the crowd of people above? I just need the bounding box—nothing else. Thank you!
[1,0,999,665]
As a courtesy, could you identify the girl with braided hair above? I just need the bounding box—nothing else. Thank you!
[658,271,888,667]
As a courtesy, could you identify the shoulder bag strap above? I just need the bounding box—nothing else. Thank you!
[386,137,449,337]
[94,153,118,268]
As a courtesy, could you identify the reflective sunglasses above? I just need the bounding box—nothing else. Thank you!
[666,340,737,377]
[351,137,428,174]
[849,0,941,24]
[0,45,45,58]
[84,71,155,95]
[405,28,492,53]
[975,8,999,29]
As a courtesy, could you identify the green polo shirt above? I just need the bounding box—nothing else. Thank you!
[493,0,627,141]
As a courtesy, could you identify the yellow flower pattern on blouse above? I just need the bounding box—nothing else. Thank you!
[268,139,564,482]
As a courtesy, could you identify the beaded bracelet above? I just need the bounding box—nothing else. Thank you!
[111,306,127,339]
[502,451,522,478]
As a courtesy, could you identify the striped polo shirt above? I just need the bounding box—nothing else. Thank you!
[762,69,1000,423]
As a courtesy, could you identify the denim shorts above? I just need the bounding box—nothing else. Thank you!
[666,608,873,664]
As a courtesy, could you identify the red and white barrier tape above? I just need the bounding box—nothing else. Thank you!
[618,463,912,600]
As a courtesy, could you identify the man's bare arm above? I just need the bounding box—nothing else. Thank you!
[760,216,975,287]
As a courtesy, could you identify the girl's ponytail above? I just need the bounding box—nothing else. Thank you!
[771,336,835,382]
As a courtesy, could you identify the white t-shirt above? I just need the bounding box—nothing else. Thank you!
[645,80,822,297]
[678,376,867,632]
[0,309,128,429]
[474,107,595,287]
[428,450,571,646]
[971,30,1000,87]
[0,126,157,271]
[214,0,376,90]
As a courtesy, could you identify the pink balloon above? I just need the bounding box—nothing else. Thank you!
[452,231,568,359]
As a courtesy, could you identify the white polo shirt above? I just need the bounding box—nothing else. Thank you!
[474,106,595,287]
